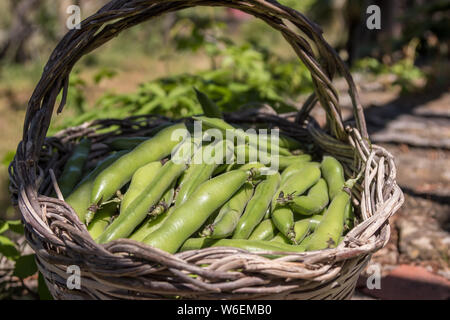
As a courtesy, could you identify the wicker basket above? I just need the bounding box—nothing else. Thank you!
[9,0,404,300]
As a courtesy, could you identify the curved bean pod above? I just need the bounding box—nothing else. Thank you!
[175,140,234,207]
[320,156,345,200]
[143,170,253,253]
[278,163,321,198]
[201,182,254,239]
[88,202,117,241]
[306,189,351,251]
[280,160,316,183]
[66,150,128,222]
[270,162,321,213]
[271,206,296,243]
[58,138,91,197]
[129,207,174,242]
[248,219,278,241]
[292,215,325,244]
[232,172,281,239]
[193,116,292,156]
[148,181,176,218]
[120,161,162,214]
[279,178,329,216]
[278,155,312,170]
[269,233,292,245]
[97,148,191,244]
[89,122,188,223]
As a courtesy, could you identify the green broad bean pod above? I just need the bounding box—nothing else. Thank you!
[148,181,176,218]
[129,207,174,242]
[120,161,162,214]
[88,122,188,223]
[320,156,345,200]
[280,161,316,183]
[212,163,229,176]
[277,155,312,170]
[58,138,91,197]
[344,202,354,231]
[96,140,194,243]
[175,139,234,207]
[271,206,296,243]
[306,188,351,251]
[106,136,148,151]
[278,163,321,198]
[88,202,118,240]
[193,116,292,157]
[269,233,292,245]
[232,172,281,239]
[306,214,324,230]
[193,115,302,152]
[201,182,254,239]
[279,178,329,216]
[233,162,266,172]
[234,144,293,169]
[66,150,128,222]
[270,162,321,213]
[143,169,253,253]
[248,219,278,241]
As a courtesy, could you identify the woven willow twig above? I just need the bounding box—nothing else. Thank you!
[9,0,403,300]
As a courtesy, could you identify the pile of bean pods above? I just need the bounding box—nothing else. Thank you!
[58,96,356,256]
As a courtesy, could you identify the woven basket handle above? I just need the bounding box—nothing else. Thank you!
[20,0,368,165]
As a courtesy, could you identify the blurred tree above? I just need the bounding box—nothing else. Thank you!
[0,0,40,63]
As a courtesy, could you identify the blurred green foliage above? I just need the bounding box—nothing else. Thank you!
[50,38,313,134]
[0,218,51,300]
[353,38,426,94]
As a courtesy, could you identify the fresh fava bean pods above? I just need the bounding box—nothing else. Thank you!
[270,162,320,213]
[66,150,128,222]
[106,123,174,151]
[120,161,162,214]
[232,172,281,239]
[277,162,321,198]
[248,219,278,241]
[271,206,296,243]
[193,115,303,152]
[320,156,345,200]
[88,122,188,224]
[106,136,148,151]
[96,140,194,243]
[143,169,254,253]
[269,233,292,245]
[88,202,118,240]
[200,182,254,239]
[278,178,329,216]
[149,181,176,218]
[280,160,316,183]
[57,114,360,257]
[193,116,292,156]
[129,207,175,242]
[57,138,91,197]
[306,186,352,251]
[175,140,234,207]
